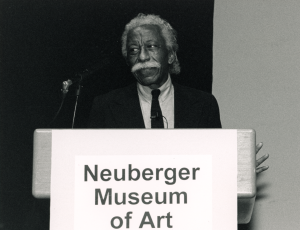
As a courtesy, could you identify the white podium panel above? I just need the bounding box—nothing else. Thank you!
[32,129,256,224]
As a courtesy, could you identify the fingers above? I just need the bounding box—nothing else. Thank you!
[256,142,263,154]
[256,153,269,167]
[255,142,269,174]
[256,165,269,174]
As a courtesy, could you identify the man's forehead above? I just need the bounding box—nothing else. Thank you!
[127,24,162,43]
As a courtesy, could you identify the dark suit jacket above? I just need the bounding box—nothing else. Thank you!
[89,82,221,128]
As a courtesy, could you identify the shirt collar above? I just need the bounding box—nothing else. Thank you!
[137,74,172,103]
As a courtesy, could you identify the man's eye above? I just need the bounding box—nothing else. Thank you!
[129,48,139,54]
[147,45,158,49]
[147,45,160,51]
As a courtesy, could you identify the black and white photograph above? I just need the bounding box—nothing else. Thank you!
[0,0,299,229]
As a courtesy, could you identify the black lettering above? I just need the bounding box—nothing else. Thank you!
[125,212,132,228]
[156,168,163,180]
[114,169,125,181]
[95,188,111,205]
[111,216,123,229]
[157,216,165,228]
[128,192,139,205]
[179,168,190,180]
[166,212,173,228]
[165,168,176,185]
[141,192,153,204]
[84,165,97,181]
[169,191,187,204]
[115,193,126,205]
[193,167,200,179]
[142,168,153,181]
[139,212,155,228]
[129,164,140,181]
[155,192,166,204]
[100,169,111,181]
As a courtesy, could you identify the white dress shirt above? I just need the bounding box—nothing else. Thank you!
[137,75,174,128]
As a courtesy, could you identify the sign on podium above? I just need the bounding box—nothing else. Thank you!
[32,129,256,228]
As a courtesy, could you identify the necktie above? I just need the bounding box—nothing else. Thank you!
[151,89,164,128]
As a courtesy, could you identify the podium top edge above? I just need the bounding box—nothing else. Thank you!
[34,129,255,133]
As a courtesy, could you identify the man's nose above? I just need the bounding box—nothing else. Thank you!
[138,46,150,62]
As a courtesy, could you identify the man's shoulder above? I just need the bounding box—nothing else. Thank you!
[173,82,218,105]
[93,83,136,104]
[93,81,218,105]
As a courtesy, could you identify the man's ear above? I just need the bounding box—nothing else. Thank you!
[168,51,176,64]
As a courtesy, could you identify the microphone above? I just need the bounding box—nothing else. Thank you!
[61,79,72,94]
[150,112,168,128]
[150,112,162,120]
[62,58,110,89]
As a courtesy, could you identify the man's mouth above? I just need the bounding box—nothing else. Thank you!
[136,67,159,77]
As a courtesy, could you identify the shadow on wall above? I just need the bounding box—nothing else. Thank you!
[238,174,271,230]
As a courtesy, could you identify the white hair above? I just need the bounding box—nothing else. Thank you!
[121,13,180,75]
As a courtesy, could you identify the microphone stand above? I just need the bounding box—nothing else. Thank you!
[71,76,83,129]
[60,75,83,129]
[59,60,106,128]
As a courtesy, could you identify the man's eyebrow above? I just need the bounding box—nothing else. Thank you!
[145,39,158,43]
[127,42,139,47]
[127,37,159,45]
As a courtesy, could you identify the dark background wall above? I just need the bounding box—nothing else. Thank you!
[0,0,214,229]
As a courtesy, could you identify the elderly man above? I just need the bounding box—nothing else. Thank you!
[89,13,268,173]
[89,13,221,129]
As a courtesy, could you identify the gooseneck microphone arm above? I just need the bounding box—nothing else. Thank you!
[63,59,109,128]
[48,59,110,128]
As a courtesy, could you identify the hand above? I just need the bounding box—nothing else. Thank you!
[256,142,269,173]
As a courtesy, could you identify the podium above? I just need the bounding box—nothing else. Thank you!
[32,129,256,224]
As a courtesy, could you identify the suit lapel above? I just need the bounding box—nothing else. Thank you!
[109,84,145,128]
[174,83,204,128]
[107,82,204,128]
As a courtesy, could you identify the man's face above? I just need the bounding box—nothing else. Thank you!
[126,24,170,89]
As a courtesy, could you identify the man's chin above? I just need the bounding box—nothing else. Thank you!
[136,76,158,86]
[134,68,160,85]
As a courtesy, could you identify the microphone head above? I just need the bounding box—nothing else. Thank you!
[61,80,72,94]
[150,112,161,120]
